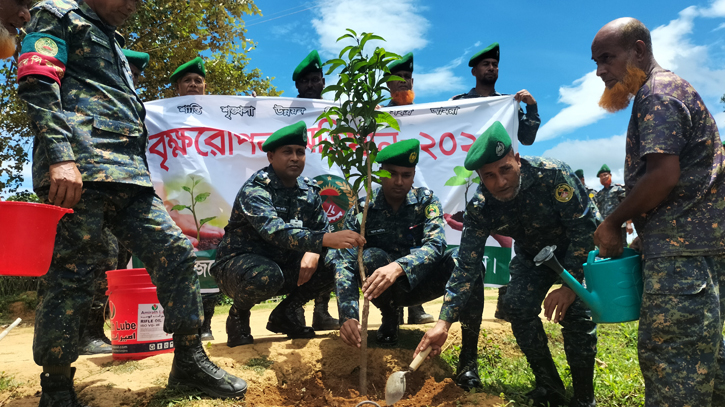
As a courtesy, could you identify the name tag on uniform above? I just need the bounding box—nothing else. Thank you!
[275,206,288,213]
[290,219,303,228]
[368,228,386,235]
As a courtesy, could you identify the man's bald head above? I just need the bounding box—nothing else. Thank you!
[597,17,652,55]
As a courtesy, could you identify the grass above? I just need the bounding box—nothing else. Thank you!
[0,372,20,392]
[242,356,274,375]
[101,360,144,375]
[0,289,38,324]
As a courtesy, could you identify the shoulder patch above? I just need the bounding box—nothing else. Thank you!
[37,0,79,18]
[18,33,68,85]
[425,204,441,219]
[554,183,574,203]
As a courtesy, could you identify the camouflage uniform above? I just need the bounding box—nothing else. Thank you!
[18,0,202,366]
[443,157,600,395]
[594,183,627,242]
[451,89,540,145]
[625,69,725,407]
[211,165,334,311]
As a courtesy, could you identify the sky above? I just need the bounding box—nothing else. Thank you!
[5,0,725,195]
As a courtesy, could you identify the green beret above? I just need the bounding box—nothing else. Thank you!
[293,50,323,82]
[468,42,500,67]
[388,52,413,73]
[574,169,584,179]
[123,49,149,71]
[375,139,420,167]
[597,164,611,176]
[464,121,512,171]
[262,121,308,152]
[170,57,206,84]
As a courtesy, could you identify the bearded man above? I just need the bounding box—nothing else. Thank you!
[592,18,725,407]
[0,0,30,59]
[386,52,415,107]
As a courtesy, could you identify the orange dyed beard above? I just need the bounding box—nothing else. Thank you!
[391,90,415,106]
[0,25,16,60]
[599,64,648,113]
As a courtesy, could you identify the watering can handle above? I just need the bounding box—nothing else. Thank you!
[409,347,432,372]
[587,249,599,266]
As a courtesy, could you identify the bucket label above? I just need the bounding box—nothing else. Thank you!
[137,303,172,342]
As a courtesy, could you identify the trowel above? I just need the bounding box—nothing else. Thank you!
[384,347,432,405]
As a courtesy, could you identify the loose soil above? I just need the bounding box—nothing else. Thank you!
[0,299,510,407]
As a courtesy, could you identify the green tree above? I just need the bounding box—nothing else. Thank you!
[314,29,401,395]
[0,0,280,196]
[444,166,480,203]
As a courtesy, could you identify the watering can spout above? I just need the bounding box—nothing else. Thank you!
[534,246,601,315]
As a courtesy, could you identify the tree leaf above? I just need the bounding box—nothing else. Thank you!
[444,176,467,186]
[199,216,216,226]
[472,177,481,184]
[373,169,391,178]
[195,192,211,202]
[182,186,191,193]
[454,166,473,179]
[171,204,189,212]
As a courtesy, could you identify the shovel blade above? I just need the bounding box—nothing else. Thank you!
[385,371,406,405]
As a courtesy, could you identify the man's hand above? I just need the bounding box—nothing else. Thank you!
[514,89,536,105]
[298,252,319,286]
[339,319,362,347]
[415,319,449,358]
[630,236,643,252]
[362,262,404,300]
[322,230,366,249]
[594,218,624,258]
[48,161,83,208]
[543,286,577,323]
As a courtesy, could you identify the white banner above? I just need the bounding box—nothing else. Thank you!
[144,95,518,246]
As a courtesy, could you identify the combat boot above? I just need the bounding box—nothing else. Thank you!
[168,334,247,398]
[226,305,253,347]
[455,326,482,391]
[295,306,306,326]
[78,307,112,355]
[569,365,596,407]
[494,286,508,321]
[38,368,89,407]
[266,292,316,338]
[407,305,435,324]
[526,357,567,407]
[311,294,339,330]
[200,297,216,341]
[375,303,400,346]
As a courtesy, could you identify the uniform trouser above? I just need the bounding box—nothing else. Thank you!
[34,183,201,366]
[639,255,725,407]
[501,256,597,372]
[86,231,132,324]
[212,251,334,311]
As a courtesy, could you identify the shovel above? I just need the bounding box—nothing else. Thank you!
[385,347,432,405]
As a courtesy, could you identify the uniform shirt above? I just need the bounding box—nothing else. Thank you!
[440,157,600,323]
[594,184,626,220]
[18,0,149,190]
[331,187,446,322]
[451,89,540,146]
[625,69,725,259]
[214,165,330,265]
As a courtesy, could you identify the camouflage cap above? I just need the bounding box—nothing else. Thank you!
[468,42,500,67]
[597,164,611,176]
[464,121,512,170]
[375,139,420,167]
[388,52,414,73]
[122,49,149,71]
[293,50,323,82]
[170,56,205,83]
[575,169,584,179]
[262,121,308,152]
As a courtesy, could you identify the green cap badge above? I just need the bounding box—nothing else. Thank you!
[464,121,512,171]
[262,121,308,152]
[170,56,206,83]
[375,139,420,167]
[574,169,584,179]
[293,50,323,82]
[468,42,500,67]
[596,164,611,177]
[122,49,150,71]
[388,52,414,74]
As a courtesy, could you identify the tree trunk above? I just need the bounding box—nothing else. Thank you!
[358,152,374,396]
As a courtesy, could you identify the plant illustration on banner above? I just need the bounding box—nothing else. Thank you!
[171,176,217,244]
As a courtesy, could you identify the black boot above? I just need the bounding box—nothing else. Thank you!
[375,303,400,346]
[200,297,216,341]
[407,305,435,324]
[525,357,567,407]
[78,306,112,355]
[569,365,596,407]
[266,293,316,338]
[168,334,247,398]
[311,294,339,330]
[38,368,89,407]
[455,322,482,391]
[295,306,306,326]
[494,286,508,321]
[226,305,253,347]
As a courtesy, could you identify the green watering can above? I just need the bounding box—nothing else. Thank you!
[534,245,643,323]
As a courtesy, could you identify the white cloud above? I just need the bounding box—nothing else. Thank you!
[541,134,628,188]
[413,67,465,96]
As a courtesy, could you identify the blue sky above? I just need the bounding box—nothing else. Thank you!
[243,0,725,189]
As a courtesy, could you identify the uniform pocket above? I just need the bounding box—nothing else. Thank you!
[643,257,709,295]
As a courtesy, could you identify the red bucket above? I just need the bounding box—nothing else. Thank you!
[0,202,72,277]
[106,268,174,360]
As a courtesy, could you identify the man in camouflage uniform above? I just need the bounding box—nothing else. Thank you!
[593,164,632,244]
[0,0,30,59]
[575,169,597,205]
[451,42,540,146]
[17,0,247,404]
[211,121,365,347]
[416,122,600,407]
[592,18,725,407]
[329,139,484,390]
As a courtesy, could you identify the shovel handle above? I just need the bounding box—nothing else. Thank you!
[409,347,432,372]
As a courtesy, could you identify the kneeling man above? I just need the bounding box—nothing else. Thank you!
[211,121,365,346]
[329,139,486,390]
